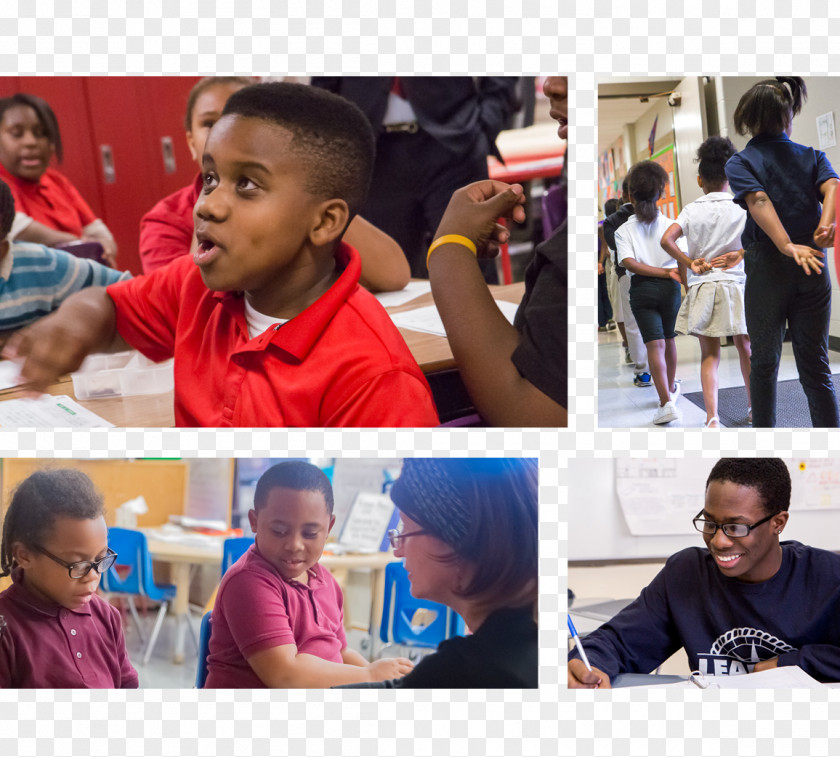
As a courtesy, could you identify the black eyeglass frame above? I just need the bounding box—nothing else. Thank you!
[692,509,781,538]
[387,528,430,550]
[32,545,118,579]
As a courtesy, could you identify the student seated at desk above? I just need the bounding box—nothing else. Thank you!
[4,82,439,428]
[0,93,118,265]
[0,179,129,332]
[205,461,414,688]
[340,458,538,689]
[0,469,138,688]
[425,77,567,427]
[139,76,410,293]
[568,458,840,688]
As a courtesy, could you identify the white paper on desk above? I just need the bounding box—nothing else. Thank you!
[0,394,114,428]
[374,281,431,308]
[633,665,825,690]
[0,361,24,391]
[390,299,519,336]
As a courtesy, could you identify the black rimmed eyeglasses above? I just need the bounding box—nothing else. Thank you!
[692,509,780,538]
[33,545,118,579]
[387,528,429,550]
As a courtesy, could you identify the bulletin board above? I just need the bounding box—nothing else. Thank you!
[652,144,681,220]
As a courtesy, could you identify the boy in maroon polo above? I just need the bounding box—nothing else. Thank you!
[205,461,413,688]
[4,83,439,428]
[0,469,138,689]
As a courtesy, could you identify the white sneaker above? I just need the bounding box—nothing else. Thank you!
[670,380,681,403]
[653,400,680,425]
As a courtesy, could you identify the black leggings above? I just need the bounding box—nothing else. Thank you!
[744,241,839,428]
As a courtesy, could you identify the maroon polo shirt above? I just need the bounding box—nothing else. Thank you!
[205,545,346,689]
[107,242,439,428]
[0,570,138,689]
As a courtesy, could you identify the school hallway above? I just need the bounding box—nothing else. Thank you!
[597,327,840,429]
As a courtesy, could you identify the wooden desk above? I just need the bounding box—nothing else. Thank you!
[0,283,523,427]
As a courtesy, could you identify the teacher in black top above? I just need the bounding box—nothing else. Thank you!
[381,457,538,688]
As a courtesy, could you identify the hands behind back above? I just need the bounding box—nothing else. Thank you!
[431,180,528,261]
[781,242,825,276]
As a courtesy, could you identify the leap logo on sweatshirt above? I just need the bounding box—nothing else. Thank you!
[695,627,795,676]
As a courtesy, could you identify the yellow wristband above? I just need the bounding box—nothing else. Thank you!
[426,234,478,268]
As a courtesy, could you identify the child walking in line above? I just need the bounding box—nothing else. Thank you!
[615,161,684,426]
[725,76,839,428]
[661,137,752,428]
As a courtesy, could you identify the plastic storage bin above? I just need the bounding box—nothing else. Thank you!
[71,351,174,400]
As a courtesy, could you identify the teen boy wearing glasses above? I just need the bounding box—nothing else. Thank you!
[568,458,840,687]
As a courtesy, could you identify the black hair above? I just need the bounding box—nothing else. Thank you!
[253,461,334,516]
[0,93,63,163]
[0,469,105,578]
[621,176,630,202]
[733,77,807,137]
[0,179,15,241]
[390,458,538,608]
[706,458,791,515]
[604,198,620,217]
[222,82,375,216]
[696,136,737,188]
[184,76,256,132]
[627,160,668,223]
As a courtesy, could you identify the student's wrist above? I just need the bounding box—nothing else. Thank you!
[426,234,478,269]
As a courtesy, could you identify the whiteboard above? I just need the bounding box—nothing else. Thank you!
[569,458,840,561]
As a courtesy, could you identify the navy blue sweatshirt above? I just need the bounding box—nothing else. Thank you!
[570,542,840,683]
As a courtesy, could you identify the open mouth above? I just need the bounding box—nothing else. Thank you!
[713,552,744,569]
[193,232,223,265]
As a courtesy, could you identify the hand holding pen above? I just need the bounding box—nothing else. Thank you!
[567,616,611,689]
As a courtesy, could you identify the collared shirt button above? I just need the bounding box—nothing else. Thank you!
[76,652,82,659]
[70,629,77,636]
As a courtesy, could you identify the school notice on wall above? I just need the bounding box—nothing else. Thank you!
[614,459,709,536]
[791,460,840,510]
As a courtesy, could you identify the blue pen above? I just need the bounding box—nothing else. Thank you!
[567,615,593,672]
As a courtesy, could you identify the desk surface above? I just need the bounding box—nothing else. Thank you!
[0,282,524,427]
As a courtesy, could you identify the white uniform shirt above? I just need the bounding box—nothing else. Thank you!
[615,212,680,275]
[674,191,746,287]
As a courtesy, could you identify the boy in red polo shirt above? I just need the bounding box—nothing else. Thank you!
[0,468,138,689]
[205,461,413,688]
[4,83,439,428]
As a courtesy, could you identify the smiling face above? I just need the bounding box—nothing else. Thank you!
[0,104,54,181]
[248,486,335,583]
[193,115,338,316]
[186,82,249,166]
[543,76,568,140]
[12,515,109,610]
[701,480,789,583]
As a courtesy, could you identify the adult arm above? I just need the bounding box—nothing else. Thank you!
[427,181,566,427]
[775,643,840,683]
[2,287,129,392]
[246,644,413,688]
[343,215,411,293]
[14,218,79,248]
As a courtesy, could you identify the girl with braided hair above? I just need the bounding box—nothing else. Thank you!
[0,468,137,688]
[725,76,839,428]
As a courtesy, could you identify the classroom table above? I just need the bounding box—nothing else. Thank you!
[0,282,524,427]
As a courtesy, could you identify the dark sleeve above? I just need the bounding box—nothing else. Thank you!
[777,644,840,683]
[725,153,765,210]
[602,216,618,251]
[0,615,13,688]
[476,77,519,142]
[511,225,567,408]
[570,562,684,681]
[393,645,464,688]
[815,150,840,189]
[309,77,343,94]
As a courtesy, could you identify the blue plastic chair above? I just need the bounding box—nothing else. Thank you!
[379,561,465,658]
[221,537,255,577]
[100,527,178,666]
[195,611,213,689]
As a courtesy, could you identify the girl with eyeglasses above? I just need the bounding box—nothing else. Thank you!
[0,468,138,688]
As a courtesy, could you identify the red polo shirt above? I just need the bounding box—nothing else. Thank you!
[106,243,439,427]
[0,570,138,689]
[205,545,346,688]
[0,163,97,238]
[138,174,202,274]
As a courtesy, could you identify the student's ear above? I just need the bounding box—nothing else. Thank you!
[11,542,35,570]
[696,175,703,189]
[772,511,790,534]
[309,199,350,248]
[186,131,199,163]
[248,508,258,534]
[327,515,336,534]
